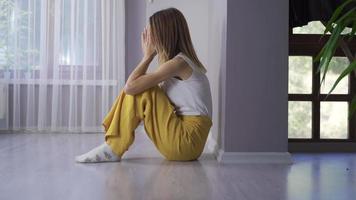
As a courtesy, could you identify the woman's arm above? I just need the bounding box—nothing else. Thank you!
[124,57,183,95]
[125,54,155,88]
[124,25,182,95]
[125,25,155,85]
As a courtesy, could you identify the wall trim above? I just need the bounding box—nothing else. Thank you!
[217,150,293,164]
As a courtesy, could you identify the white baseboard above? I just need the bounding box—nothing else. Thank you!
[217,150,293,164]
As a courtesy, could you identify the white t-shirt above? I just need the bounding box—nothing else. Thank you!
[159,52,213,118]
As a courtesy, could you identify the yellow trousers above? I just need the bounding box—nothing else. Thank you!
[102,85,213,161]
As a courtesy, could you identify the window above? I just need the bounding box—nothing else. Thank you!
[0,0,41,71]
[0,0,100,71]
[293,21,352,35]
[289,21,356,148]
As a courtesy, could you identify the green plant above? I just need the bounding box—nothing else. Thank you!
[314,0,356,119]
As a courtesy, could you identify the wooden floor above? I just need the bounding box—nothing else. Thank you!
[1,128,356,200]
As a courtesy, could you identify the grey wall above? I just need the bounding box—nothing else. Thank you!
[223,0,289,152]
[125,0,146,80]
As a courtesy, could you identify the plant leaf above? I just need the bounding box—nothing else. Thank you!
[317,0,356,64]
[319,23,344,86]
[325,7,356,34]
[314,43,327,63]
[324,0,355,34]
[348,19,356,41]
[317,19,346,72]
[325,60,356,99]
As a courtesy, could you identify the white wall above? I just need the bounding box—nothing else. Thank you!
[145,0,226,154]
[207,0,227,153]
[146,0,209,70]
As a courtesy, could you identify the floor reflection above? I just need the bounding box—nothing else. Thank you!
[1,134,356,200]
[287,153,356,200]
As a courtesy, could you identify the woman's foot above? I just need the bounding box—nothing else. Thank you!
[75,142,121,163]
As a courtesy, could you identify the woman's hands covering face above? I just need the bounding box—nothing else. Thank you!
[141,24,157,59]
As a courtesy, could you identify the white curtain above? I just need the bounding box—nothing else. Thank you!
[0,0,125,133]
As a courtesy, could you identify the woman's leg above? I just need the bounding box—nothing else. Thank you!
[103,85,185,160]
[75,86,141,163]
[76,85,183,163]
[76,84,212,163]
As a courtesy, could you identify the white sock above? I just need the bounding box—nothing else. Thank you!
[75,142,121,163]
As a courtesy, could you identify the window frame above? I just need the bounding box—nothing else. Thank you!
[288,28,356,146]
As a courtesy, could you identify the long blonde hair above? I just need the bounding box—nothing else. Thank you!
[149,7,207,74]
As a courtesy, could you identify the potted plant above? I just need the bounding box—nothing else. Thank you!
[314,0,356,118]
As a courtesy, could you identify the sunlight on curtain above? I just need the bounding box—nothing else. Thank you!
[0,0,125,132]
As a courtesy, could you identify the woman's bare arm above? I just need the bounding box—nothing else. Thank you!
[125,54,155,87]
[124,57,183,95]
[124,24,182,95]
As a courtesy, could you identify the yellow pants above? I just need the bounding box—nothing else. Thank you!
[102,85,213,161]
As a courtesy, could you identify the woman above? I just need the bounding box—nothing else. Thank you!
[75,7,213,163]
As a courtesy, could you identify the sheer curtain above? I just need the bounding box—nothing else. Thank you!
[0,0,125,133]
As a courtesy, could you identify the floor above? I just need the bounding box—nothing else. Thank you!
[0,128,355,200]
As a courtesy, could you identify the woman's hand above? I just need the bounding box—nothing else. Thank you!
[125,25,157,89]
[141,25,157,59]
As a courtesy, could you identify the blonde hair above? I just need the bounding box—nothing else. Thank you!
[149,7,207,74]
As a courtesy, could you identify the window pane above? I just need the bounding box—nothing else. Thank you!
[288,101,312,139]
[289,56,312,94]
[293,21,352,35]
[0,0,41,70]
[320,102,348,139]
[320,57,349,94]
